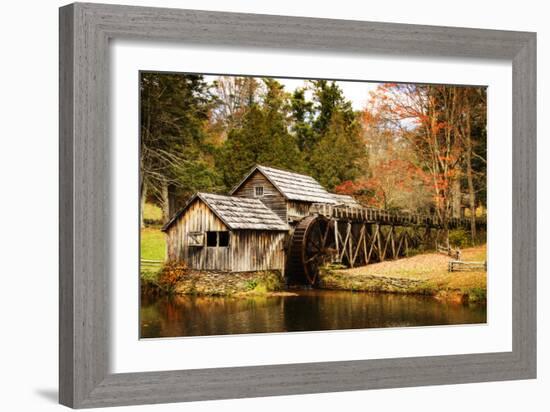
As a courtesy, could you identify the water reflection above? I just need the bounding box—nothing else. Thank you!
[140,290,486,338]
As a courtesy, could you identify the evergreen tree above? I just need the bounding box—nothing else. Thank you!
[261,79,304,172]
[216,104,266,188]
[216,79,304,188]
[310,111,367,190]
[307,80,368,189]
[140,73,221,222]
[311,80,354,135]
[290,88,314,154]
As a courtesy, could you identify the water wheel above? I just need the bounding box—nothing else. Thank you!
[287,215,336,285]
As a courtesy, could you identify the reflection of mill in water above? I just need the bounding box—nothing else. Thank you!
[140,291,487,338]
[162,164,486,286]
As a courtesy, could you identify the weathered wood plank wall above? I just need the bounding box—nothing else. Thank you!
[165,198,286,272]
[287,200,312,221]
[233,171,288,222]
[165,199,232,271]
[231,231,286,272]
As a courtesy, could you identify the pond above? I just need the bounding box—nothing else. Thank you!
[140,290,486,338]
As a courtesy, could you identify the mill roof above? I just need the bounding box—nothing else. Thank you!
[231,165,338,204]
[162,192,289,232]
[330,193,362,207]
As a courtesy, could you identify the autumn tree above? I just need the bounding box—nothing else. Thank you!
[367,84,469,242]
[209,76,261,134]
[339,159,427,210]
[337,108,430,211]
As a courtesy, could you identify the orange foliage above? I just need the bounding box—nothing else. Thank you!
[362,82,470,220]
[158,262,189,291]
[336,158,426,209]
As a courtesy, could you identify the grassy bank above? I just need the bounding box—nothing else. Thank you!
[141,226,165,260]
[142,263,286,297]
[140,226,166,284]
[319,245,487,304]
[173,270,286,296]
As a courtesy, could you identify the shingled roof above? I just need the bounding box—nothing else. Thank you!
[162,192,289,232]
[330,193,362,207]
[231,165,338,204]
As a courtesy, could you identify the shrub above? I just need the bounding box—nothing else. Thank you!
[244,279,258,290]
[466,287,487,303]
[158,262,189,293]
[244,272,283,293]
[448,228,471,248]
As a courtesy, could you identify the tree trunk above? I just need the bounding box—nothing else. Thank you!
[160,179,178,223]
[160,178,169,223]
[140,178,147,228]
[464,110,477,245]
[465,146,477,245]
[168,184,177,220]
[442,209,450,249]
[451,178,461,218]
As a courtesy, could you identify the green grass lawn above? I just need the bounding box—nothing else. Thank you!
[140,226,166,282]
[141,227,165,260]
[143,202,163,222]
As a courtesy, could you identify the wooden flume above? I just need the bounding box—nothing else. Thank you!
[287,203,486,285]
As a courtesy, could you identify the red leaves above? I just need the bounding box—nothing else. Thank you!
[335,158,426,209]
[334,180,358,195]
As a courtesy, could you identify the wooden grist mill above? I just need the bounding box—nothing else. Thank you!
[163,164,486,286]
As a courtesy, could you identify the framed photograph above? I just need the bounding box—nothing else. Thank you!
[59,2,536,408]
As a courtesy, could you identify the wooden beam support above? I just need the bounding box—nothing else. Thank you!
[362,224,369,264]
[334,219,339,260]
[378,226,385,261]
[351,225,366,267]
[349,227,356,267]
[390,226,396,259]
[367,224,379,262]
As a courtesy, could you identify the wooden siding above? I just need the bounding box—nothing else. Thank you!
[165,199,232,271]
[231,231,286,272]
[287,200,312,221]
[232,171,287,222]
[165,198,286,272]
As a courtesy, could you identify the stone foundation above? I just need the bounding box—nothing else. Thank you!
[173,270,284,296]
[319,267,431,294]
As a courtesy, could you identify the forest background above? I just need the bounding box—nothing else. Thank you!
[140,73,487,243]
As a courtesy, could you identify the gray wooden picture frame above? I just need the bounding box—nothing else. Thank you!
[59,2,536,408]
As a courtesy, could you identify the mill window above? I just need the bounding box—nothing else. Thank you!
[205,231,230,247]
[206,231,218,247]
[254,185,264,197]
[218,231,230,247]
